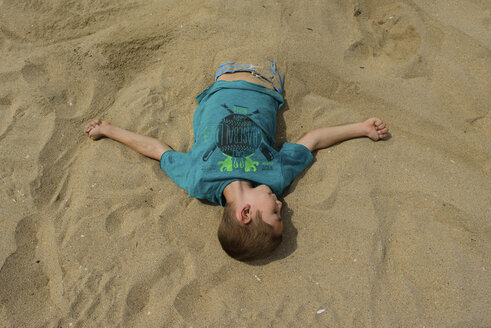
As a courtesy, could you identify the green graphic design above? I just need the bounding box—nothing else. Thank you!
[218,154,233,172]
[233,105,248,115]
[245,154,259,172]
[217,153,259,172]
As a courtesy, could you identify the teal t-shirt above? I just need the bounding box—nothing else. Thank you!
[160,80,314,206]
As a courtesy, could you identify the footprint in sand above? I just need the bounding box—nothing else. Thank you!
[371,10,421,61]
[104,204,149,236]
[20,58,96,119]
[0,216,51,326]
[21,62,49,87]
[125,282,150,317]
[344,3,423,71]
[173,266,230,324]
[123,252,185,324]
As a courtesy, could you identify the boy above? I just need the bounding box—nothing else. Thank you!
[85,62,388,261]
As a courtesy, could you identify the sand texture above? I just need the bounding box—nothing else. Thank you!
[1,0,490,327]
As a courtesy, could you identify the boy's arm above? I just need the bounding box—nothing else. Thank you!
[296,118,388,152]
[85,120,171,160]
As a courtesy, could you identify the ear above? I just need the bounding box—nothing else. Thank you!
[237,204,252,225]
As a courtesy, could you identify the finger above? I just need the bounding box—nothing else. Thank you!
[375,120,384,128]
[376,122,386,130]
[378,127,388,134]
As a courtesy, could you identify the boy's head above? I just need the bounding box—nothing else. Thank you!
[217,185,283,261]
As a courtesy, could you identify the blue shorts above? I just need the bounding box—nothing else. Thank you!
[215,61,285,95]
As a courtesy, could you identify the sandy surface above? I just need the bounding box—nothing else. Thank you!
[1,0,490,327]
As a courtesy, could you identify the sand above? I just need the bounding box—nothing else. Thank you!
[1,0,490,327]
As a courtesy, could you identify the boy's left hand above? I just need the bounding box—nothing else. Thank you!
[363,118,389,141]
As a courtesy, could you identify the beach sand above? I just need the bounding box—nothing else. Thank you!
[1,0,490,327]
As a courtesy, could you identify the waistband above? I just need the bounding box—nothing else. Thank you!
[214,60,285,94]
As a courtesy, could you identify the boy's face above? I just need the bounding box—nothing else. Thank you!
[250,185,283,236]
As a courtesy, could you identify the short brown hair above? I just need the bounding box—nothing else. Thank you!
[217,202,282,261]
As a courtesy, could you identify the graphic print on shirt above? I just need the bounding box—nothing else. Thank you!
[204,104,274,172]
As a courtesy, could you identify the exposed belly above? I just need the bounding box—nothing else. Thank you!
[216,71,274,90]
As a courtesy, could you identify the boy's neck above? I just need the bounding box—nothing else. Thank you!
[223,180,254,204]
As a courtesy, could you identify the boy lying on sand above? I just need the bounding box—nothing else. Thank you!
[85,62,388,261]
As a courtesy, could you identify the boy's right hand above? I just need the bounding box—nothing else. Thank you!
[85,120,110,140]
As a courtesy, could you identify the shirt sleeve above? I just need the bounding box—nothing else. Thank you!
[278,142,314,189]
[160,150,193,193]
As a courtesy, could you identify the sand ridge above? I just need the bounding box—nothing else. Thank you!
[1,0,490,327]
